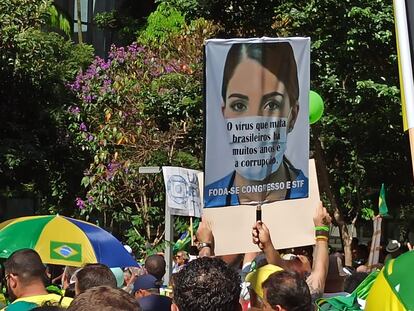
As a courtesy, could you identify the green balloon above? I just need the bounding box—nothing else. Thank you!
[309,90,324,124]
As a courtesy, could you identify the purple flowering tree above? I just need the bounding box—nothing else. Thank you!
[67,18,218,255]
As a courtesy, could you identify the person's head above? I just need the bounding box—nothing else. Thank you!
[3,249,47,301]
[32,306,65,311]
[245,264,283,308]
[281,255,311,280]
[68,285,142,311]
[344,272,368,294]
[221,42,299,124]
[325,253,346,293]
[132,274,161,299]
[174,251,189,266]
[172,257,241,311]
[144,255,166,281]
[74,263,117,296]
[262,271,312,311]
[386,240,401,258]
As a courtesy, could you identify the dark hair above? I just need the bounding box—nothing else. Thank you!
[64,282,76,298]
[344,272,368,293]
[75,263,117,294]
[262,270,312,311]
[221,42,299,106]
[32,306,65,311]
[68,286,142,311]
[173,257,241,311]
[282,257,310,280]
[4,249,46,284]
[144,255,166,281]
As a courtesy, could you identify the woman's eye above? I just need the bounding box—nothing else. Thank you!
[229,100,247,112]
[263,100,282,112]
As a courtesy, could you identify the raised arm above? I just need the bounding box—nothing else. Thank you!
[306,201,331,298]
[196,218,215,257]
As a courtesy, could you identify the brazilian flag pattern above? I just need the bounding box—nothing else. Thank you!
[365,251,414,311]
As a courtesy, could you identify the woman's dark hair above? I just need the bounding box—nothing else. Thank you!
[262,270,312,311]
[221,42,299,106]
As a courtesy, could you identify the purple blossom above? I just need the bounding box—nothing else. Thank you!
[87,134,94,141]
[165,65,174,73]
[80,122,87,132]
[87,196,94,203]
[75,197,85,209]
[69,106,80,114]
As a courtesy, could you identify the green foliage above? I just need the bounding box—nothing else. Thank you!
[67,18,218,256]
[155,0,200,20]
[269,0,413,227]
[47,4,71,36]
[0,0,94,215]
[138,2,186,44]
[194,0,280,37]
[192,0,413,234]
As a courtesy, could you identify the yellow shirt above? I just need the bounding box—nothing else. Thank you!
[2,293,72,310]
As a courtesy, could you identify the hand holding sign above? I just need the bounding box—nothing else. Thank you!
[252,221,273,251]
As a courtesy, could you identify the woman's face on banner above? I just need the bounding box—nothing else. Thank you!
[222,57,292,118]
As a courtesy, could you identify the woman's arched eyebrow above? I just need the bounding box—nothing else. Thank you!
[227,93,248,100]
[262,91,284,102]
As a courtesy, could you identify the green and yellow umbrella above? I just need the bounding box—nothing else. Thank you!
[365,251,414,311]
[0,215,138,268]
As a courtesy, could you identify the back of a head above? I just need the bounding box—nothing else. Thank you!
[173,257,241,311]
[32,306,65,311]
[75,263,117,295]
[145,255,166,281]
[68,286,142,311]
[325,254,346,293]
[4,249,46,284]
[344,272,368,294]
[262,270,312,311]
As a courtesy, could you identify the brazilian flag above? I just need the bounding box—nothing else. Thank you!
[378,183,389,216]
[365,251,414,310]
[173,219,199,254]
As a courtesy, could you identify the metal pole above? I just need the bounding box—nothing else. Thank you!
[138,167,173,286]
[164,199,173,286]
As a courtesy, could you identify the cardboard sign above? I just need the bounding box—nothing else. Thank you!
[202,159,319,255]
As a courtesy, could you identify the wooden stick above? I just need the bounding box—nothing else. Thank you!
[190,216,194,246]
[409,128,414,179]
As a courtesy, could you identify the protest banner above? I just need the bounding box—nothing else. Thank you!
[162,166,202,217]
[202,159,319,255]
[394,0,414,177]
[204,37,310,208]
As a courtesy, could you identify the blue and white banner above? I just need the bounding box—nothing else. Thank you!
[204,37,310,208]
[162,166,202,217]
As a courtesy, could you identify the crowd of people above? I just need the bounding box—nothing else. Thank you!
[0,202,412,310]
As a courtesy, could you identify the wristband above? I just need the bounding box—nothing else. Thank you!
[316,236,328,241]
[315,226,330,232]
[197,242,212,251]
[315,230,329,237]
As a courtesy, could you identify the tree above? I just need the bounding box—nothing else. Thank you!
[67,4,218,255]
[190,0,414,264]
[271,0,413,264]
[0,0,94,215]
